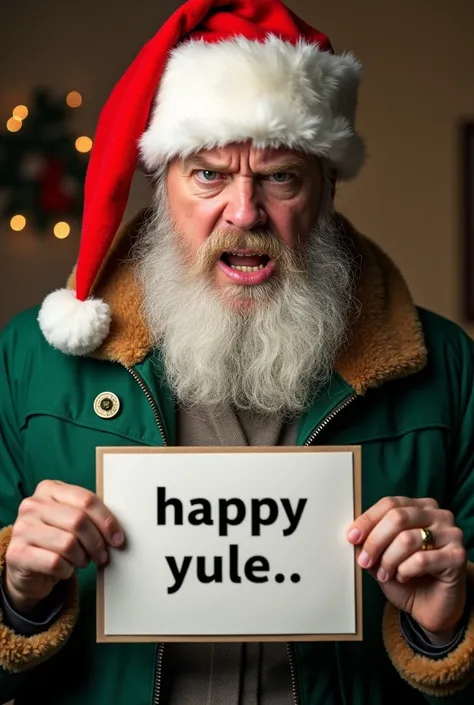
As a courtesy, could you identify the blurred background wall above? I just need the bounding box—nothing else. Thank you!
[1,0,474,334]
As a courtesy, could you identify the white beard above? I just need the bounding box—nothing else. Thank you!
[134,183,357,419]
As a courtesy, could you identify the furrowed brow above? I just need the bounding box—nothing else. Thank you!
[256,159,307,175]
[181,155,307,175]
[182,156,230,173]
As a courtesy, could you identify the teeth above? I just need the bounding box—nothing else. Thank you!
[228,252,263,257]
[229,264,266,272]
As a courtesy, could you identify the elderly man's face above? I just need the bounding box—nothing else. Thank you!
[166,143,323,307]
[137,144,353,414]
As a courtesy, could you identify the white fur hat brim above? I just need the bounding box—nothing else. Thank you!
[140,36,365,179]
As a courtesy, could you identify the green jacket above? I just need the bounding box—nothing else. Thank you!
[1,218,474,704]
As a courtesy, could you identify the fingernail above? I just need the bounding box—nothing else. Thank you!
[377,567,388,583]
[347,528,361,543]
[358,550,371,568]
[98,551,109,565]
[112,532,124,547]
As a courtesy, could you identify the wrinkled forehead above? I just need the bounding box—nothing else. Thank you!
[181,143,319,172]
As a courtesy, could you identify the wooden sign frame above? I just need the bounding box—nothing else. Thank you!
[96,445,362,643]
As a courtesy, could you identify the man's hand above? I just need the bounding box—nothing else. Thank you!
[5,480,125,613]
[347,496,467,641]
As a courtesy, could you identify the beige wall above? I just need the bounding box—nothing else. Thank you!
[307,0,474,337]
[1,0,473,334]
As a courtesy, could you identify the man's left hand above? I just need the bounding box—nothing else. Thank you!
[347,497,467,643]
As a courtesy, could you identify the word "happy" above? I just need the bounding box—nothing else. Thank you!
[157,487,308,537]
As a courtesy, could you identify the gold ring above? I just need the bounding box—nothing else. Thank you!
[420,528,435,551]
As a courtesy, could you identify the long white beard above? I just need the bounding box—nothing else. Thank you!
[134,186,356,419]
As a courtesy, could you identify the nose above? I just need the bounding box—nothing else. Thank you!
[223,178,267,231]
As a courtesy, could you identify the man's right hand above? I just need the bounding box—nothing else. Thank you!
[4,479,125,613]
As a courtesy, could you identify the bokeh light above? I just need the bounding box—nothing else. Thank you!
[66,91,83,108]
[53,221,71,239]
[10,215,26,231]
[75,136,92,153]
[13,105,28,120]
[6,117,22,132]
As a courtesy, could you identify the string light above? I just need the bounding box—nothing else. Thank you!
[6,117,22,132]
[75,136,92,153]
[66,91,82,108]
[10,215,26,231]
[53,221,70,239]
[13,105,28,120]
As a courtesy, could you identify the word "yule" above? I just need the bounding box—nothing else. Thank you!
[157,487,307,537]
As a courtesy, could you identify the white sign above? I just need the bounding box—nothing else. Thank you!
[97,447,362,642]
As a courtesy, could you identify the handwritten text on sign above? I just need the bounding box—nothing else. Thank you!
[99,449,358,638]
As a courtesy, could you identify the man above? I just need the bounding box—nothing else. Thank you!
[1,0,474,703]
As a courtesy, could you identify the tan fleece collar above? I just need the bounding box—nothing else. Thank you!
[67,211,427,395]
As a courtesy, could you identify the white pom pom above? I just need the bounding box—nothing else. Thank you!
[38,289,111,356]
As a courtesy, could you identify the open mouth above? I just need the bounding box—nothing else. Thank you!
[220,251,271,272]
[217,250,275,285]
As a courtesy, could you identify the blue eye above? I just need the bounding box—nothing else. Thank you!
[197,170,220,182]
[268,172,292,183]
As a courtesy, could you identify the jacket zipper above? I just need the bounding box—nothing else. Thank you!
[125,366,168,447]
[303,394,357,446]
[152,643,165,705]
[286,642,301,705]
[126,365,356,705]
[125,366,168,705]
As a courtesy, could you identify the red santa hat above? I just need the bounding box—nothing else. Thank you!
[38,0,365,356]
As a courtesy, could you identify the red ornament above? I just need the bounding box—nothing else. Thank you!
[39,158,74,213]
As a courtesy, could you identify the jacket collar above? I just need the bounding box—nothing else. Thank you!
[67,210,427,395]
